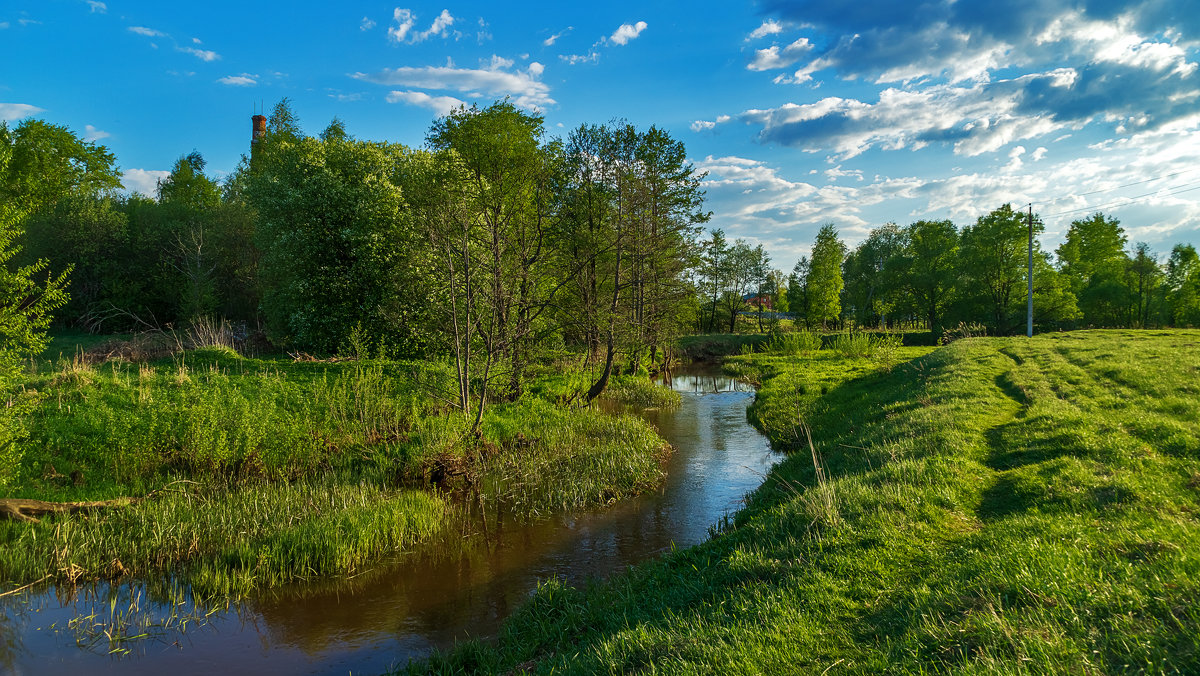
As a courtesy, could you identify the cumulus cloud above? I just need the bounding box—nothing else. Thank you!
[690,114,731,132]
[386,90,466,115]
[389,8,455,44]
[360,16,376,31]
[751,0,1200,136]
[718,53,1200,160]
[85,1,107,13]
[748,38,812,71]
[217,73,257,86]
[0,103,44,121]
[122,169,170,197]
[352,61,554,110]
[698,120,1200,268]
[609,21,647,46]
[748,19,784,40]
[83,124,110,141]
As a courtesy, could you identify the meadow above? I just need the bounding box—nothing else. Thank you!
[412,330,1200,674]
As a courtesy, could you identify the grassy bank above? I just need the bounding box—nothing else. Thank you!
[0,341,674,595]
[411,330,1200,673]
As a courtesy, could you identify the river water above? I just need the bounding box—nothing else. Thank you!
[1,367,775,675]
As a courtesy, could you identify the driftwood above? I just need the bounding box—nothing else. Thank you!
[0,497,141,523]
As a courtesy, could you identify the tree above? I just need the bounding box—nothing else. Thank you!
[1056,212,1129,326]
[247,104,427,354]
[787,257,811,327]
[1126,242,1163,328]
[1165,244,1200,326]
[0,202,70,487]
[842,223,904,328]
[428,101,559,400]
[159,152,223,323]
[807,224,845,329]
[0,119,122,212]
[958,205,1050,334]
[894,219,958,334]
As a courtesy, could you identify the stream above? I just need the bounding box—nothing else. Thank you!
[1,365,776,675]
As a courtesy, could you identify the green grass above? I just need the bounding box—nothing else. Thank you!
[0,342,673,594]
[408,330,1200,674]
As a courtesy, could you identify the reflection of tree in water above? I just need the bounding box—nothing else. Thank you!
[0,595,34,674]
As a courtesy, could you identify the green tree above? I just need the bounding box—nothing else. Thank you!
[807,224,845,329]
[0,119,122,212]
[1056,212,1129,326]
[893,219,958,334]
[0,202,70,487]
[428,101,559,399]
[159,152,223,322]
[787,257,811,327]
[958,205,1047,334]
[1164,244,1200,326]
[842,223,903,328]
[1126,242,1163,328]
[247,106,426,353]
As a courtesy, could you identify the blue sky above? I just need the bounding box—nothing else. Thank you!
[3,0,1199,269]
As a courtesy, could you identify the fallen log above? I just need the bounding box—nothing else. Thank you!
[0,497,141,523]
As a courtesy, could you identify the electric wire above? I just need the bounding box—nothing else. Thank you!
[1046,179,1200,218]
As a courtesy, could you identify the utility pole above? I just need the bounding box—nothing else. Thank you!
[1027,203,1034,338]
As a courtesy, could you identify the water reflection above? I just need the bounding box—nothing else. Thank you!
[1,365,776,675]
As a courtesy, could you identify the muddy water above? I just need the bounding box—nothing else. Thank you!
[1,366,775,675]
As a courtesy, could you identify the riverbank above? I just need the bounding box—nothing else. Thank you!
[0,338,674,596]
[410,329,1200,673]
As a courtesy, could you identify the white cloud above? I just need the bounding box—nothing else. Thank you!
[122,169,170,197]
[128,26,167,37]
[560,51,599,65]
[386,90,466,116]
[415,9,455,42]
[610,21,647,46]
[690,114,731,132]
[218,73,257,86]
[0,104,43,123]
[544,27,572,46]
[83,124,110,141]
[179,46,220,61]
[85,1,107,13]
[389,8,415,42]
[486,54,514,70]
[1032,146,1048,161]
[748,38,812,71]
[353,62,554,110]
[0,103,44,121]
[748,19,784,40]
[360,16,376,31]
[389,8,455,44]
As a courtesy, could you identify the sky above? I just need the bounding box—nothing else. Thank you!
[3,0,1200,270]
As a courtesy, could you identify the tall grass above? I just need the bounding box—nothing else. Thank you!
[477,399,670,517]
[0,474,446,595]
[2,347,675,593]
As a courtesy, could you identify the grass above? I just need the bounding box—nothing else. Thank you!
[0,337,674,595]
[406,329,1200,674]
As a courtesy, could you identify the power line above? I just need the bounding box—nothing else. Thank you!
[1046,180,1200,218]
[1071,167,1200,198]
